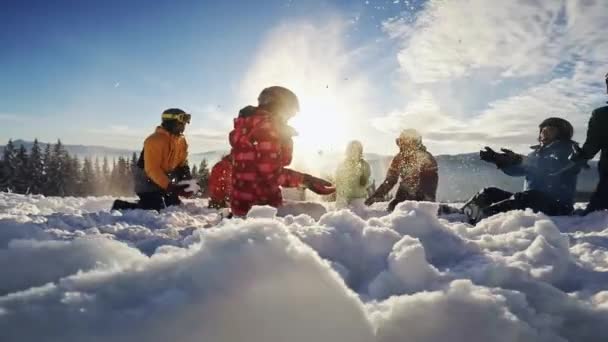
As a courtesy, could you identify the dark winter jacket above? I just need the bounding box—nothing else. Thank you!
[370,143,438,202]
[501,140,581,208]
[581,106,608,175]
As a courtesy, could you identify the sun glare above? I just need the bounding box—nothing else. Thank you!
[289,93,350,154]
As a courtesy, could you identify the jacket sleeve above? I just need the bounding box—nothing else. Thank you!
[144,137,170,190]
[370,156,400,199]
[581,109,603,159]
[278,168,305,188]
[417,156,438,200]
[500,163,527,177]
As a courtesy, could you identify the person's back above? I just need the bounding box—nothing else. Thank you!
[335,141,371,208]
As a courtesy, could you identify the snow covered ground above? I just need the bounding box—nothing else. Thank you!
[1,192,607,342]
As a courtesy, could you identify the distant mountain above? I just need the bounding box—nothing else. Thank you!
[2,140,599,202]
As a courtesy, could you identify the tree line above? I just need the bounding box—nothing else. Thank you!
[0,139,210,197]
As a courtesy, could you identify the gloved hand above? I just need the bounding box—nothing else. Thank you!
[177,179,201,198]
[569,144,585,163]
[166,182,190,197]
[479,147,497,163]
[495,148,523,168]
[302,174,336,195]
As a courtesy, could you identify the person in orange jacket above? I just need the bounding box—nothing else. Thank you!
[208,154,233,209]
[111,108,193,211]
[228,86,335,216]
[365,129,438,211]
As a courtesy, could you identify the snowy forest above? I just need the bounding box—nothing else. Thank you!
[0,139,210,197]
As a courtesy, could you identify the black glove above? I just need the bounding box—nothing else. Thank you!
[479,147,497,163]
[569,144,585,163]
[495,148,523,168]
[166,182,189,196]
[172,164,192,182]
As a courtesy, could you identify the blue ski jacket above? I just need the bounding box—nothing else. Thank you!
[501,140,582,207]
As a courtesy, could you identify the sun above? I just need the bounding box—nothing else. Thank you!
[289,93,350,154]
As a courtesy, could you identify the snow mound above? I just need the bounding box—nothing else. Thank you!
[1,192,607,342]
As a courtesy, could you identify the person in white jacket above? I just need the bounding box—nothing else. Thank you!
[335,140,371,209]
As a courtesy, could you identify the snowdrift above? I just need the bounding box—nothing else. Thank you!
[0,192,607,342]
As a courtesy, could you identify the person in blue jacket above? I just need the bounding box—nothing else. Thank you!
[462,117,582,224]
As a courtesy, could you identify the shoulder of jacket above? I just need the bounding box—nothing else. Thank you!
[592,106,608,116]
[145,131,167,145]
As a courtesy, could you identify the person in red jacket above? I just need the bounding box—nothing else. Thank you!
[228,86,335,216]
[365,129,438,212]
[208,154,233,209]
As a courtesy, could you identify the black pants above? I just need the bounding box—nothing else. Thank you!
[111,192,181,211]
[586,173,608,213]
[463,187,572,224]
[387,182,434,212]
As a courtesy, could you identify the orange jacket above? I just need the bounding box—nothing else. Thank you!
[142,127,189,189]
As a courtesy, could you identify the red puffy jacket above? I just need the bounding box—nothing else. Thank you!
[228,106,305,216]
[208,155,233,209]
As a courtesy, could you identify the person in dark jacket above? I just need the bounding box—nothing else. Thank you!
[571,73,608,214]
[463,117,582,224]
[111,108,193,211]
[365,129,438,212]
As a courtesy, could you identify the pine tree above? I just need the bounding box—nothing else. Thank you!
[28,139,45,194]
[130,152,138,171]
[198,159,210,195]
[65,155,82,196]
[191,165,199,180]
[41,143,53,195]
[81,157,96,196]
[101,157,111,195]
[47,140,68,196]
[1,140,17,192]
[94,157,102,195]
[14,144,29,194]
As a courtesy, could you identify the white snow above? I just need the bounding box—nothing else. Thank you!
[0,192,607,342]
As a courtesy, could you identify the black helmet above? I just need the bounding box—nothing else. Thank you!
[539,117,573,141]
[258,86,300,116]
[161,108,191,124]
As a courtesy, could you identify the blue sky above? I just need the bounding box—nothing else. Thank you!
[1,0,607,157]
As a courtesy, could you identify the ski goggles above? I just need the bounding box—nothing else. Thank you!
[161,112,191,124]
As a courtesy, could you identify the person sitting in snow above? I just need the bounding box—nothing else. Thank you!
[365,129,438,212]
[462,117,583,224]
[208,154,233,209]
[228,86,335,217]
[334,140,371,209]
[111,108,194,211]
[570,72,608,215]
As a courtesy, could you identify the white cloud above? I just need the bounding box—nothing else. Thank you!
[375,0,608,154]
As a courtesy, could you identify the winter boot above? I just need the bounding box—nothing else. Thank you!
[111,199,140,211]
